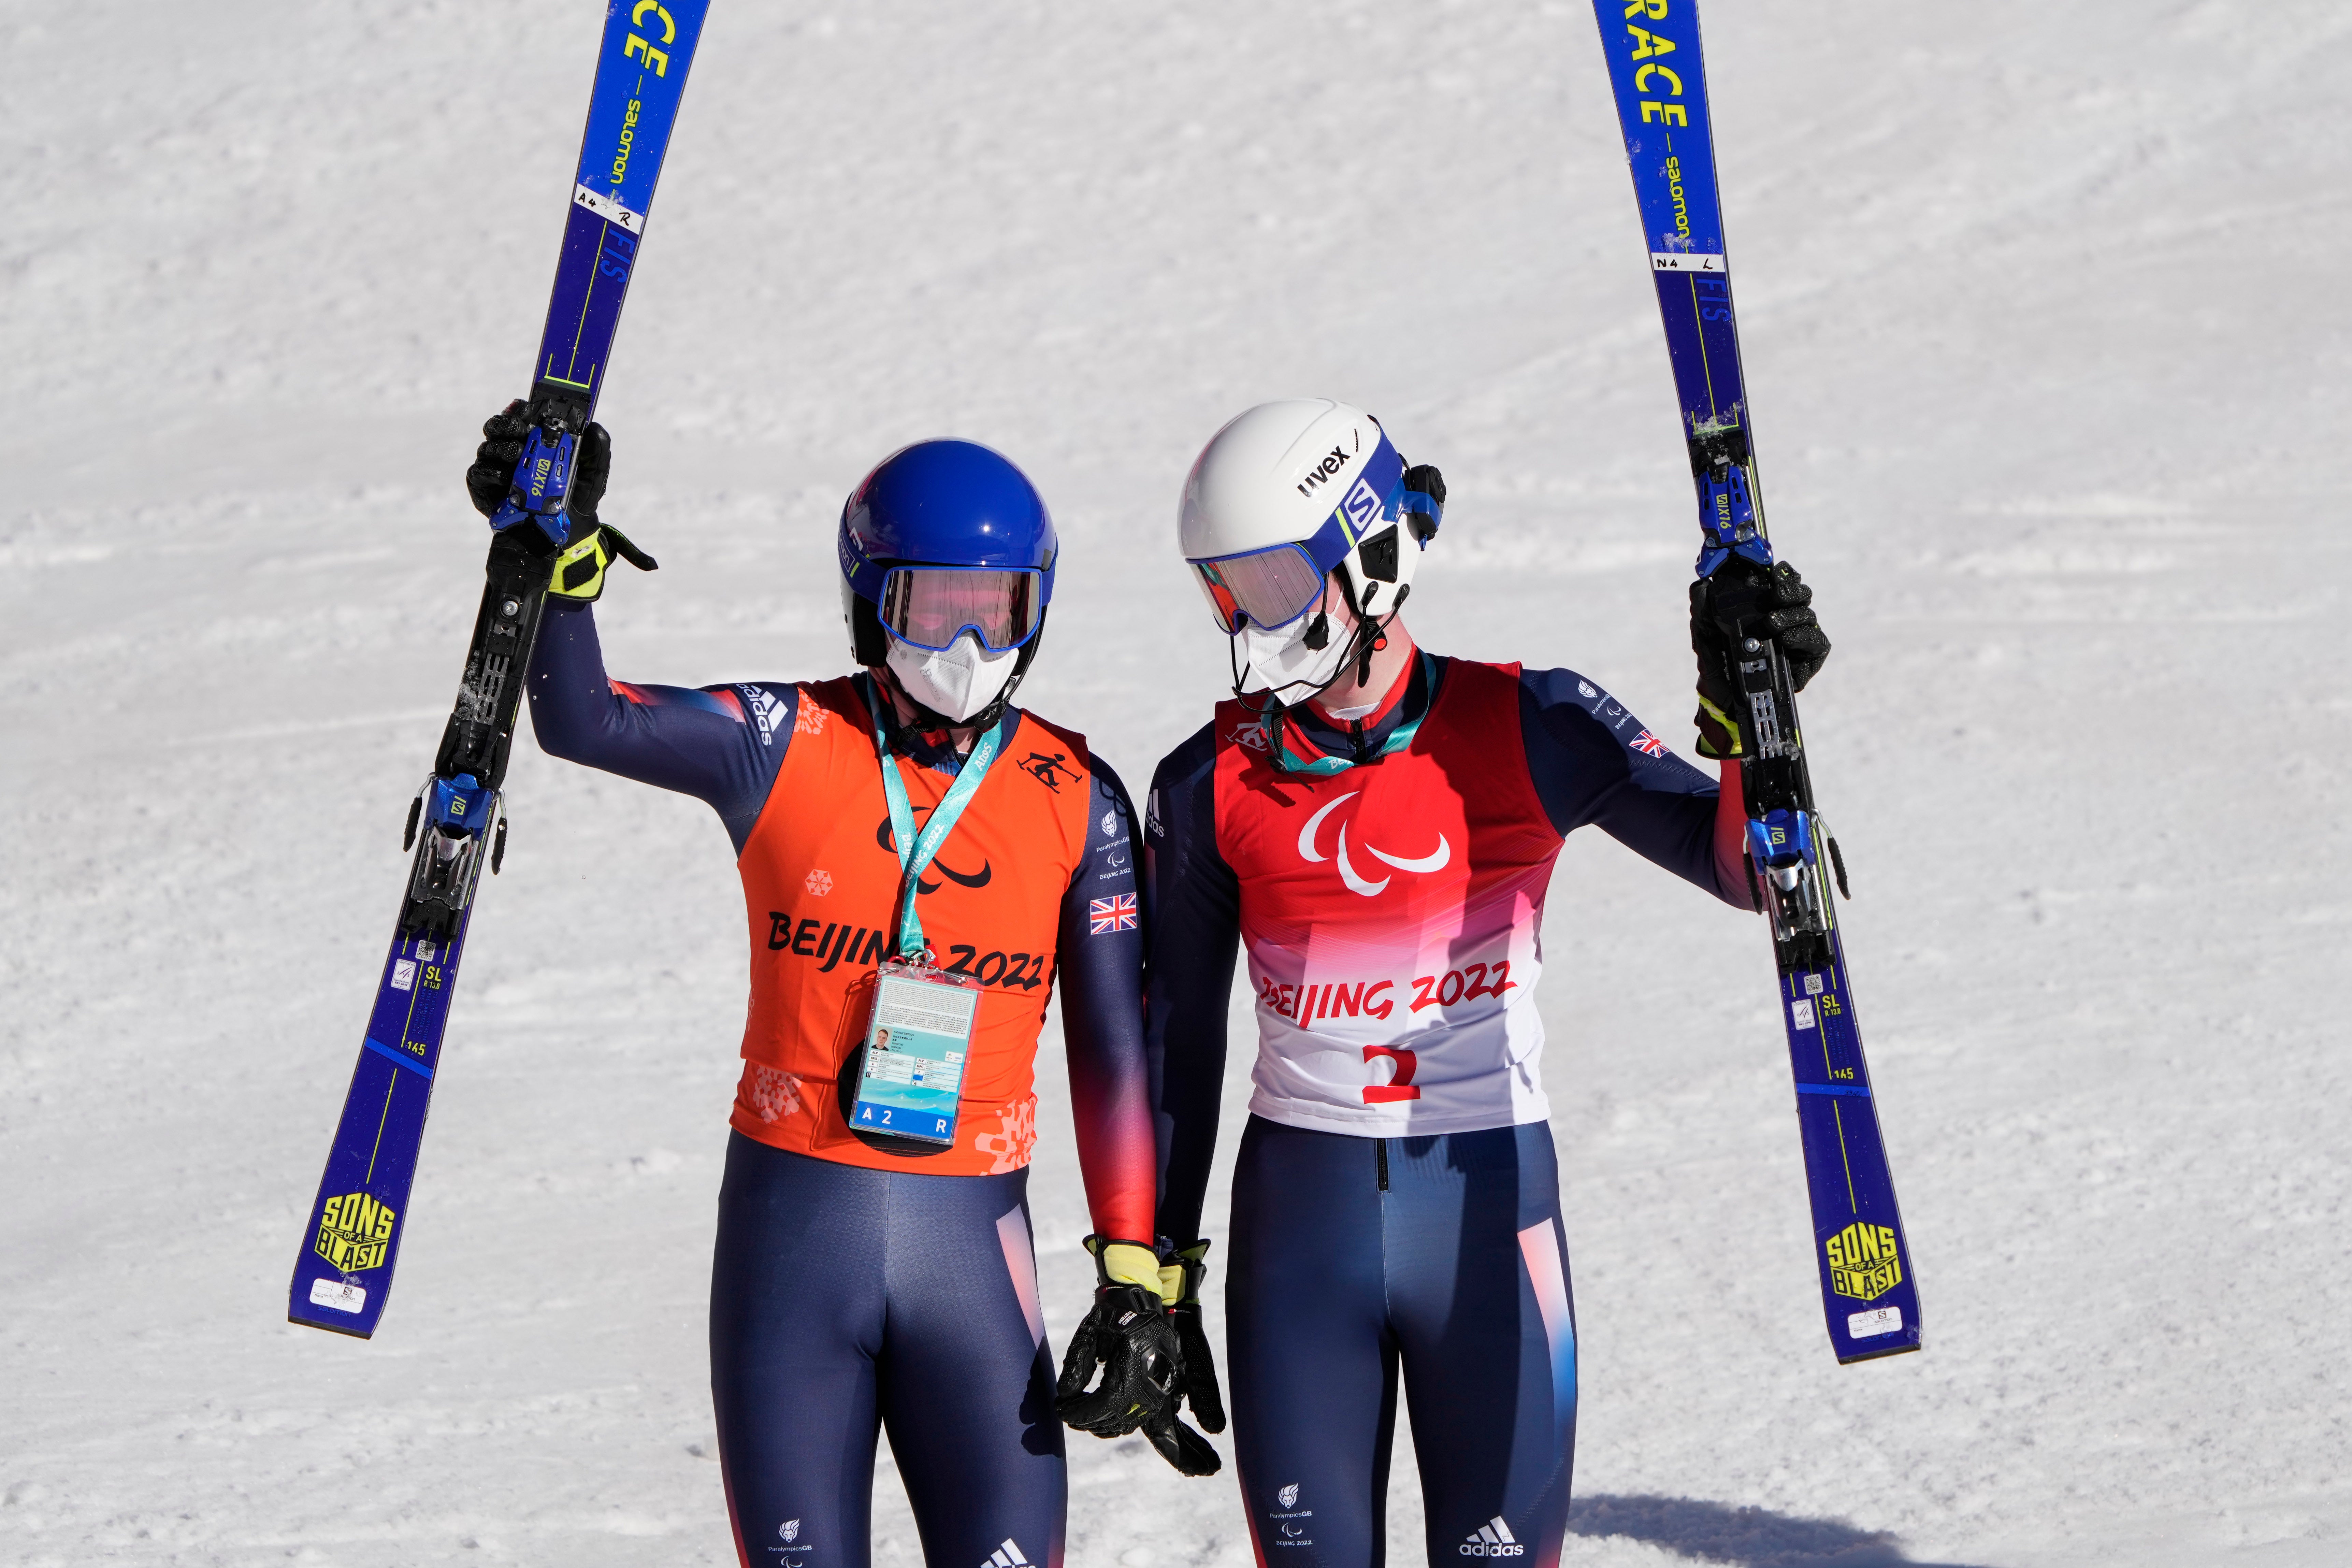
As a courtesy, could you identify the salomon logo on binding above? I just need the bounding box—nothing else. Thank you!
[984,1540,1031,1568]
[1460,1517,1523,1556]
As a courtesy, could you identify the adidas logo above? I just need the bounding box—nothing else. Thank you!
[744,686,787,746]
[1458,1517,1523,1557]
[983,1540,1031,1568]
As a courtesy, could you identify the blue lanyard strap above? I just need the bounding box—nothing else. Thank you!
[867,677,1009,959]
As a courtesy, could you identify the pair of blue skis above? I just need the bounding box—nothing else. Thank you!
[1592,0,1922,1362]
[285,0,1905,1365]
[290,1,713,1338]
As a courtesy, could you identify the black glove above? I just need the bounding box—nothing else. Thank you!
[1055,1238,1220,1476]
[465,401,651,602]
[1689,559,1831,758]
[1164,1240,1226,1435]
[467,400,600,522]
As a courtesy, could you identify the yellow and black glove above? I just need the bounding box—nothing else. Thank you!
[465,400,655,602]
[1056,1237,1220,1476]
[1690,559,1830,758]
[545,512,658,603]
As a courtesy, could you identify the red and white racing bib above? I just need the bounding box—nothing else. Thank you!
[1212,661,1567,1136]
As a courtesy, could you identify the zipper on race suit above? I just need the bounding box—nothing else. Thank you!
[1375,1138,1389,1191]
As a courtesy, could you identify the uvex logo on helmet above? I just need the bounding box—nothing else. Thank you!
[1295,445,1352,497]
[1297,792,1449,897]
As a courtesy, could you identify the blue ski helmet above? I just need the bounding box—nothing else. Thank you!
[838,438,1057,670]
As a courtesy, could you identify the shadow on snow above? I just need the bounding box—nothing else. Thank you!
[1569,1495,1996,1568]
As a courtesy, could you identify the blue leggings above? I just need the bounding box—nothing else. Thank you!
[1226,1117,1577,1568]
[710,1133,1064,1568]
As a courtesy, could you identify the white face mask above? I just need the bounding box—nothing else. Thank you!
[886,632,1021,722]
[1235,614,1351,697]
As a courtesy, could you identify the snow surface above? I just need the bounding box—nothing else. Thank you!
[5,2,2349,1565]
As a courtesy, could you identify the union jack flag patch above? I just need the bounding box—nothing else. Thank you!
[1631,729,1669,758]
[1088,893,1138,934]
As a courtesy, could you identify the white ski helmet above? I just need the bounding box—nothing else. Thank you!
[1178,399,1440,641]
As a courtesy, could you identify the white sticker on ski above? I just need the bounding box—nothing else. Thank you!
[309,1278,367,1314]
[1848,1306,1901,1338]
[573,183,646,234]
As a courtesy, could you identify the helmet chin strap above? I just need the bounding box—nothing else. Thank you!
[1227,574,1405,717]
[1230,609,1405,776]
[1344,565,1408,690]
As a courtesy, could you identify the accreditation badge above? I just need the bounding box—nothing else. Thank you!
[846,955,980,1147]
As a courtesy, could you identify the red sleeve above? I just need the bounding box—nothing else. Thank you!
[1714,759,1758,911]
[1055,753,1157,1243]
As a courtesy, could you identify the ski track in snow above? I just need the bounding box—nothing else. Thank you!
[4,3,2347,1565]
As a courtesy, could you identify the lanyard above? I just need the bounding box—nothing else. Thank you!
[1268,653,1433,776]
[1271,707,1424,776]
[868,677,1009,959]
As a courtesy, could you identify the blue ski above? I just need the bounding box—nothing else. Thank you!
[290,0,713,1338]
[1590,0,1920,1363]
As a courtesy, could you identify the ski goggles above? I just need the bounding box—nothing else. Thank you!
[1189,541,1338,634]
[1187,432,1411,634]
[877,565,1046,652]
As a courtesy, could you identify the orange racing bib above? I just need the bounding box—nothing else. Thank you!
[727,676,1093,1174]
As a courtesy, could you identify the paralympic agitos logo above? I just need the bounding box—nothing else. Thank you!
[759,808,1004,972]
[1297,791,1448,897]
[875,813,992,891]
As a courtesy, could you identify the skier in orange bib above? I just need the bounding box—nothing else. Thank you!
[468,411,1215,1568]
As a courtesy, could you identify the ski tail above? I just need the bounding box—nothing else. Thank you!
[1783,945,1922,1362]
[288,918,472,1338]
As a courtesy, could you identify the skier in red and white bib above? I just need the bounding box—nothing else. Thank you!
[1140,400,1832,1567]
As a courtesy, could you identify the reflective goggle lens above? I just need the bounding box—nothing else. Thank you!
[1189,544,1326,633]
[1190,563,1243,632]
[879,567,1044,651]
